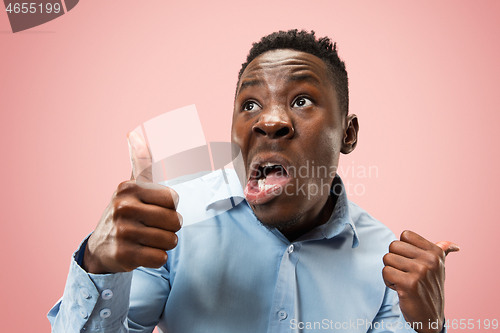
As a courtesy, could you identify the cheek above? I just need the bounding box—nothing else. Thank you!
[300,131,343,177]
[320,130,342,155]
[231,122,246,151]
[303,121,343,155]
[231,118,253,169]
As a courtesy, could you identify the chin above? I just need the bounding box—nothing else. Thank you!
[251,205,304,232]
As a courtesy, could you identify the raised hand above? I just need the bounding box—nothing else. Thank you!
[382,230,459,333]
[82,132,182,274]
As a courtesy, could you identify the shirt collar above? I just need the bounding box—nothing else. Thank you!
[322,175,359,248]
[205,169,244,210]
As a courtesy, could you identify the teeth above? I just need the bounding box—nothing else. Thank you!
[260,162,279,168]
[258,178,275,191]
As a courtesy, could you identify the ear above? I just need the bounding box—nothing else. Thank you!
[341,114,359,154]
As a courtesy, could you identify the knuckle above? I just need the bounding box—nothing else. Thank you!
[164,233,178,250]
[175,212,183,231]
[117,180,137,194]
[388,240,398,253]
[426,256,441,271]
[171,234,178,247]
[421,251,441,270]
[115,223,135,241]
[428,257,444,271]
[169,188,180,209]
[112,199,136,219]
[382,253,391,265]
[400,230,411,241]
[151,254,168,269]
[415,263,429,279]
[406,278,420,293]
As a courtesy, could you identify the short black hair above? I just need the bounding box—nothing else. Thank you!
[237,29,349,115]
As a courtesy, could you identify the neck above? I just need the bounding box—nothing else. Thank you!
[280,193,338,242]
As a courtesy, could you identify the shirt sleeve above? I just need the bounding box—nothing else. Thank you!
[369,287,446,333]
[47,237,171,333]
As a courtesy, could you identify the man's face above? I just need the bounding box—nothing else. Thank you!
[231,49,357,235]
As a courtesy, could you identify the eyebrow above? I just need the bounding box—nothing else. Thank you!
[238,79,262,95]
[237,72,322,96]
[287,73,321,87]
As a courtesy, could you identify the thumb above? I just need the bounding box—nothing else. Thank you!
[435,241,460,256]
[127,131,153,183]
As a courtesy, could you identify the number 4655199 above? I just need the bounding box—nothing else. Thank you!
[444,319,498,330]
[5,3,62,14]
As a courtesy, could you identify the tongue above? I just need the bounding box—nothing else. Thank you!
[244,166,290,204]
[265,167,288,186]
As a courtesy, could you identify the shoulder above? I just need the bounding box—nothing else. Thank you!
[348,199,396,250]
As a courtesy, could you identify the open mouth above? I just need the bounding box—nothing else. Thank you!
[244,161,291,205]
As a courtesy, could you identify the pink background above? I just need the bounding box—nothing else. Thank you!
[1,1,499,331]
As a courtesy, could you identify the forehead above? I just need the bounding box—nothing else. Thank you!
[238,49,333,93]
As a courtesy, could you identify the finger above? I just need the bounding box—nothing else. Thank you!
[128,131,153,183]
[389,239,444,268]
[124,245,170,269]
[383,252,418,273]
[388,240,422,260]
[400,230,436,252]
[117,181,179,209]
[435,241,460,256]
[137,207,182,231]
[133,227,179,251]
[382,265,408,292]
[113,198,182,231]
[137,186,179,210]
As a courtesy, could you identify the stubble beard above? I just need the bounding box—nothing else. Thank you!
[249,206,305,234]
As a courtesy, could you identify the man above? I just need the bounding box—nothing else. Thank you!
[48,30,458,333]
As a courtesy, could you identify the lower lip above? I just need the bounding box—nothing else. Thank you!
[243,177,291,205]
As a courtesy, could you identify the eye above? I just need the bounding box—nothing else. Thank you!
[292,96,313,108]
[242,101,262,112]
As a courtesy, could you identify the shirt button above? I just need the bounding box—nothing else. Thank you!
[279,310,288,320]
[288,244,294,253]
[100,308,111,319]
[79,306,88,319]
[80,288,91,299]
[101,289,113,300]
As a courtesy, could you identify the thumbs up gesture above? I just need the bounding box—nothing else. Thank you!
[382,230,460,333]
[82,132,182,274]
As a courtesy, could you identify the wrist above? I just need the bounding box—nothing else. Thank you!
[82,238,109,274]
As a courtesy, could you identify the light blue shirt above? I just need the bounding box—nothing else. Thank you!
[48,169,426,333]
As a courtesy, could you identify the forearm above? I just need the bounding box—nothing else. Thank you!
[48,240,134,332]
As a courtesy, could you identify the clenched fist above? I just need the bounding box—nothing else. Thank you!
[383,230,459,333]
[82,132,182,274]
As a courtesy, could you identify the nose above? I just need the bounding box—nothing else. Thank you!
[252,107,294,140]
